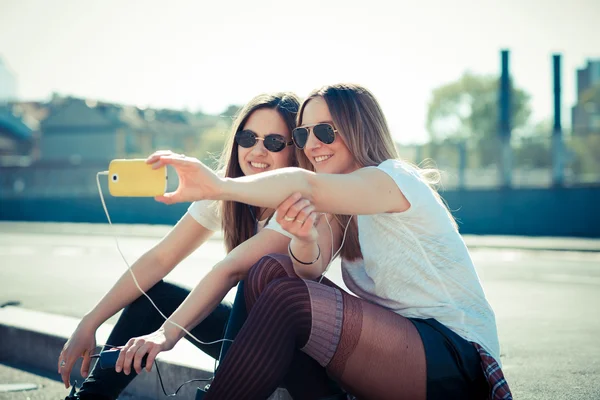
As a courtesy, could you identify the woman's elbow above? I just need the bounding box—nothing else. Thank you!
[213,259,245,287]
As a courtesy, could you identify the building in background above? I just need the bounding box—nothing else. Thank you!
[0,94,228,198]
[38,96,214,165]
[0,101,47,165]
[572,59,600,135]
[0,57,18,102]
[0,107,33,162]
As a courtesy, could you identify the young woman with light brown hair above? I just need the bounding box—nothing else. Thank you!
[59,92,345,399]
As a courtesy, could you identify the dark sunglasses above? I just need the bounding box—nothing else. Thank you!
[292,123,338,149]
[235,130,293,153]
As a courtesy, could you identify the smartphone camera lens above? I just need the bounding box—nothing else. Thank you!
[111,174,119,182]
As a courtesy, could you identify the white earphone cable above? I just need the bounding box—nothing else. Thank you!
[96,172,232,348]
[319,214,352,284]
[96,171,349,346]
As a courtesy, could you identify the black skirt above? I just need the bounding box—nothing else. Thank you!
[408,318,489,400]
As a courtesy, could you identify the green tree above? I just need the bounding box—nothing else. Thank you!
[194,121,230,168]
[222,104,241,118]
[569,82,600,182]
[426,72,532,167]
[513,119,552,169]
[569,134,600,183]
[580,82,600,107]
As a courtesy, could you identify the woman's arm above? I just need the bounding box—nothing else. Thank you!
[287,215,342,279]
[158,229,290,344]
[79,213,213,330]
[272,195,343,280]
[114,194,345,374]
[222,167,410,215]
[60,213,215,386]
[154,155,410,216]
[116,228,293,374]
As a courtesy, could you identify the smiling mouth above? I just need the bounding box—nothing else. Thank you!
[249,161,270,169]
[314,155,333,163]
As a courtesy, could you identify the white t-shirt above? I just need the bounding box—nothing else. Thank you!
[341,159,500,362]
[187,199,286,235]
[187,200,222,232]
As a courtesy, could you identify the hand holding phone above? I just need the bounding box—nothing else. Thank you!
[108,159,167,197]
[98,349,147,370]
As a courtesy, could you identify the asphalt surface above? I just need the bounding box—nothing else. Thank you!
[1,225,600,399]
[0,362,138,400]
[0,362,71,400]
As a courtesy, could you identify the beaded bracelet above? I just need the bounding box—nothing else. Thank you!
[288,242,321,265]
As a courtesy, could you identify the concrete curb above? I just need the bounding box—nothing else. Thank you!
[2,221,600,252]
[460,235,600,253]
[0,306,291,399]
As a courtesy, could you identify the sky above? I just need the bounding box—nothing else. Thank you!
[0,0,598,144]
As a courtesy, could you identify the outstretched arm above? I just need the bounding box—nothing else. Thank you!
[222,167,409,215]
[152,154,410,216]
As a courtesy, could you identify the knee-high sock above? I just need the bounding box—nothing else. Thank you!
[207,253,430,400]
[205,278,312,400]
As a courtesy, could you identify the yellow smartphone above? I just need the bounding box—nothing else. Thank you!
[108,159,167,197]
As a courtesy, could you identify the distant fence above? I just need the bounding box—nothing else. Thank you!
[397,133,600,189]
[1,186,598,238]
[441,186,599,237]
[1,153,598,237]
[0,195,190,225]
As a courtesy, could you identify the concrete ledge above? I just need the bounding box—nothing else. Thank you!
[461,234,600,252]
[0,306,291,399]
[2,221,599,252]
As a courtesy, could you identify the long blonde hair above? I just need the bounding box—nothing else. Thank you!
[219,92,300,253]
[296,83,456,260]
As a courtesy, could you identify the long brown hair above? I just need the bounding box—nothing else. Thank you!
[296,83,456,261]
[220,92,300,253]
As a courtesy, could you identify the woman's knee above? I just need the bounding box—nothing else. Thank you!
[123,280,181,317]
[252,278,310,324]
[246,253,296,288]
[253,277,312,345]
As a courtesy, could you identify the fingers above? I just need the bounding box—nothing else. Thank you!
[133,343,150,374]
[288,201,312,222]
[295,205,316,225]
[145,347,161,373]
[145,150,176,165]
[275,193,303,223]
[152,154,195,169]
[154,191,179,205]
[58,345,76,388]
[80,349,92,378]
[60,355,75,389]
[118,339,156,375]
[116,338,138,374]
[123,339,143,375]
[293,210,320,243]
[298,212,320,236]
[150,153,218,205]
[146,150,186,164]
[115,338,160,375]
[277,196,321,241]
[57,348,64,374]
[277,196,310,223]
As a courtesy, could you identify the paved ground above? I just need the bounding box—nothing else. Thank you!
[1,224,600,399]
[0,362,138,400]
[0,362,70,400]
